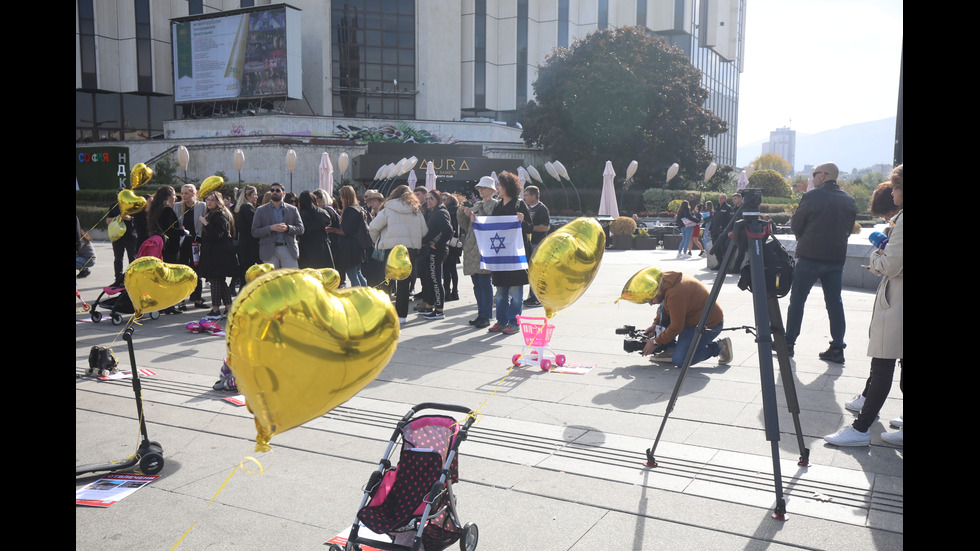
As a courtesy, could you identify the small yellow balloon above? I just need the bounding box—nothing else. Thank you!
[385,245,412,281]
[124,256,199,314]
[305,267,341,290]
[529,217,606,318]
[245,263,276,284]
[118,189,147,217]
[108,219,127,242]
[199,175,224,200]
[618,267,664,304]
[130,163,153,189]
[226,269,399,451]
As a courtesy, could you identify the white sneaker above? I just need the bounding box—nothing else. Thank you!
[844,394,865,412]
[717,337,733,365]
[889,415,902,428]
[880,427,903,447]
[824,425,871,447]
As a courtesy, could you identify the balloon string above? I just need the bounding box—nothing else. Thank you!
[170,455,268,550]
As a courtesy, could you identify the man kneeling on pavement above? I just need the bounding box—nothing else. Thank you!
[641,270,733,366]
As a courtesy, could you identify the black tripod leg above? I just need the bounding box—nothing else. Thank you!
[645,224,739,467]
[768,296,810,467]
[746,225,786,520]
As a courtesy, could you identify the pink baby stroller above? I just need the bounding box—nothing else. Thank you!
[331,403,478,551]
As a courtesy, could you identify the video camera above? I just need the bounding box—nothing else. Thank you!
[616,325,650,354]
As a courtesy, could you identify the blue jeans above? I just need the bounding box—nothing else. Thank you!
[495,285,524,327]
[346,264,367,287]
[672,323,723,366]
[472,273,493,320]
[678,226,695,253]
[785,257,846,348]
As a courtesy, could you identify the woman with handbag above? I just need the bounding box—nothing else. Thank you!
[198,191,238,320]
[369,185,428,322]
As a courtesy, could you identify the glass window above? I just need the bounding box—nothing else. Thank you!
[332,0,415,119]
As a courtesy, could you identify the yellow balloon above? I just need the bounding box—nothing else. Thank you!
[385,245,412,281]
[199,175,224,200]
[130,163,153,189]
[226,269,399,451]
[305,267,342,290]
[245,263,276,284]
[124,256,198,314]
[528,217,606,318]
[618,267,664,304]
[118,189,147,217]
[108,219,127,242]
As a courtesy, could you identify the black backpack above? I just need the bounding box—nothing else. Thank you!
[737,233,795,298]
[88,346,119,376]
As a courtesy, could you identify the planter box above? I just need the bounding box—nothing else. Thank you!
[634,237,658,250]
[610,235,635,249]
[662,235,682,250]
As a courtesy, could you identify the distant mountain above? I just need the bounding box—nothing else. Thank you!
[736,117,897,173]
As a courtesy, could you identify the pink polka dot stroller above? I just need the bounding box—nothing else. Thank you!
[331,403,479,551]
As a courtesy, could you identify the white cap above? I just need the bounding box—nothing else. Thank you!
[476,176,495,189]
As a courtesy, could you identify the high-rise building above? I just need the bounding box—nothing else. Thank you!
[761,127,797,172]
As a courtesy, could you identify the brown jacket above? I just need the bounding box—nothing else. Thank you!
[653,271,724,345]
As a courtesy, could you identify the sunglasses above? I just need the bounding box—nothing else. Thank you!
[271,188,284,193]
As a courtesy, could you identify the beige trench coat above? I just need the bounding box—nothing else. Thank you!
[457,197,498,276]
[867,210,903,359]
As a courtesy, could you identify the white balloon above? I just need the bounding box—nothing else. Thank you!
[626,160,638,180]
[666,163,679,183]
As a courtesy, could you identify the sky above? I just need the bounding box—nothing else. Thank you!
[735,0,904,146]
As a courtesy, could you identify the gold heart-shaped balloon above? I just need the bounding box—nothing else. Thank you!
[529,217,606,318]
[385,245,412,281]
[199,175,224,199]
[245,263,276,284]
[226,269,399,451]
[108,219,127,242]
[618,267,664,304]
[124,256,199,314]
[118,189,147,217]
[130,163,153,189]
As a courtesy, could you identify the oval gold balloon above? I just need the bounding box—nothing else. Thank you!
[304,267,342,290]
[385,245,412,281]
[108,219,127,242]
[124,256,199,314]
[130,163,153,189]
[226,270,399,451]
[618,266,664,304]
[245,263,276,284]
[199,175,224,200]
[118,189,147,217]
[529,217,606,318]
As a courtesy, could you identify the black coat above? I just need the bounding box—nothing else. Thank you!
[235,203,260,270]
[338,205,367,270]
[198,211,238,279]
[299,205,335,269]
[490,197,532,287]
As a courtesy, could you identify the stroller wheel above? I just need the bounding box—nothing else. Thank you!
[150,310,161,320]
[111,313,124,326]
[326,545,343,551]
[460,522,478,551]
[91,311,103,323]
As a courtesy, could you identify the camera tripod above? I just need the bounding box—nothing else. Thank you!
[643,189,809,521]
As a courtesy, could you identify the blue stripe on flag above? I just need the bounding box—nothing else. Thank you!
[473,220,522,231]
[481,255,528,264]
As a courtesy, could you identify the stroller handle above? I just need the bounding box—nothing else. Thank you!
[392,403,477,441]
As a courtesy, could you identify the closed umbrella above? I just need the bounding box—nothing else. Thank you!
[598,160,620,218]
[425,161,436,190]
[407,169,418,190]
[319,152,334,196]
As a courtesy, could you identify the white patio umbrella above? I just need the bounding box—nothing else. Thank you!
[319,152,334,196]
[737,169,749,190]
[407,169,418,189]
[425,161,436,190]
[598,160,620,218]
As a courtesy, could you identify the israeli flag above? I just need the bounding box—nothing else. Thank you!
[474,215,528,271]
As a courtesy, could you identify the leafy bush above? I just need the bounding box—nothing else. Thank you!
[609,216,637,236]
[747,169,792,198]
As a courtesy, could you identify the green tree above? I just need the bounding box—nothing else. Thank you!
[747,169,792,199]
[520,26,728,191]
[751,153,792,177]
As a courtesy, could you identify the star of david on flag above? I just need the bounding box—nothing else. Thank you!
[473,215,528,271]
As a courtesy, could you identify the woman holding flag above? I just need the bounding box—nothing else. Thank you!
[487,172,532,334]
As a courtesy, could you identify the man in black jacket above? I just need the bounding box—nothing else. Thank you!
[784,162,857,363]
